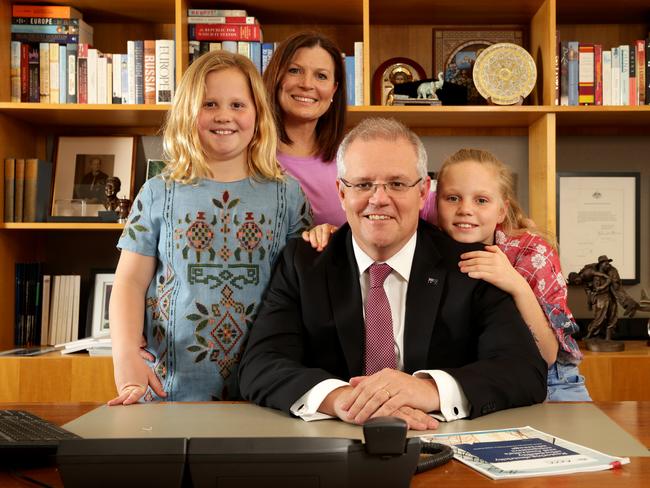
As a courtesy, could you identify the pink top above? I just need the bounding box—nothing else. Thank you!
[277,151,437,226]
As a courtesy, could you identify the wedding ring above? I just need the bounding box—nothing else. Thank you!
[382,388,391,399]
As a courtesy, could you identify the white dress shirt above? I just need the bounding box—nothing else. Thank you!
[290,232,470,422]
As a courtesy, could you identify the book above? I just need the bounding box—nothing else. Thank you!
[10,41,21,103]
[39,42,50,103]
[628,43,637,105]
[58,337,111,355]
[12,4,83,19]
[40,274,51,345]
[134,40,145,104]
[261,42,274,74]
[187,16,257,24]
[612,47,621,105]
[11,32,79,43]
[14,159,25,222]
[59,44,66,103]
[0,346,58,356]
[636,40,645,105]
[155,40,174,104]
[187,9,247,17]
[594,44,602,105]
[20,42,29,102]
[49,43,60,104]
[87,48,99,104]
[422,426,630,480]
[646,38,650,104]
[144,40,156,104]
[559,41,569,105]
[12,17,80,26]
[578,43,594,105]
[112,53,122,103]
[250,42,262,73]
[97,55,108,104]
[66,43,78,103]
[4,158,15,223]
[567,41,579,105]
[27,44,39,102]
[11,23,79,35]
[189,24,262,42]
[354,41,364,106]
[22,159,53,222]
[602,50,612,105]
[620,44,629,106]
[344,55,355,106]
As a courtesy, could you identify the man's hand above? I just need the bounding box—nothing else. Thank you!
[301,224,338,251]
[338,369,440,426]
[321,384,438,431]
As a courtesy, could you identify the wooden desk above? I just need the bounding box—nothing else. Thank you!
[579,341,650,401]
[0,402,648,487]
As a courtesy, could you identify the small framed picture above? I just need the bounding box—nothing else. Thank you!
[372,57,427,105]
[432,29,524,105]
[51,136,136,218]
[146,159,166,180]
[90,273,115,338]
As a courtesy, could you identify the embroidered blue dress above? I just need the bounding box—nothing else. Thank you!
[117,176,312,401]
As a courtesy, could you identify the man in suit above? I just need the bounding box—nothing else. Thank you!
[239,118,547,430]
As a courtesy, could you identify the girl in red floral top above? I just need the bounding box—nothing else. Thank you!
[436,148,590,401]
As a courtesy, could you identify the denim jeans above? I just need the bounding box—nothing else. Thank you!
[546,362,592,402]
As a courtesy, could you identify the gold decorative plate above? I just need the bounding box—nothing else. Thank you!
[472,43,537,105]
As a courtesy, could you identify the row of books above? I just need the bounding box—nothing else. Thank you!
[10,39,175,104]
[3,158,52,223]
[559,39,650,106]
[187,8,262,42]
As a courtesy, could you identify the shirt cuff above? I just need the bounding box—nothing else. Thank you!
[290,378,349,421]
[414,369,469,421]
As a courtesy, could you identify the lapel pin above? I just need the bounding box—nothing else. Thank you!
[427,277,438,285]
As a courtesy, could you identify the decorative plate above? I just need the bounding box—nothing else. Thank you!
[472,43,537,105]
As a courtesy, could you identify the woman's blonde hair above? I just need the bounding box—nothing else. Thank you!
[162,51,282,184]
[437,148,554,245]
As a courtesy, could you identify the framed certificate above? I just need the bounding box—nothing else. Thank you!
[557,172,640,284]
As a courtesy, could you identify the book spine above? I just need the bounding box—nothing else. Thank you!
[554,29,560,105]
[4,159,15,223]
[354,42,363,106]
[237,41,251,60]
[23,158,38,222]
[134,40,145,104]
[567,41,579,105]
[12,5,82,19]
[144,40,156,104]
[66,43,77,103]
[344,55,355,106]
[112,53,122,103]
[15,263,24,345]
[221,41,237,54]
[250,41,262,73]
[11,41,21,102]
[49,43,60,104]
[14,159,25,222]
[155,40,174,104]
[40,274,51,345]
[11,24,79,34]
[106,54,113,105]
[187,16,257,24]
[11,32,79,43]
[628,43,637,105]
[12,17,80,26]
[646,38,650,104]
[187,9,248,17]
[20,42,30,102]
[208,42,222,52]
[620,45,629,106]
[121,54,129,104]
[188,40,200,65]
[189,24,262,41]
[578,43,595,105]
[28,44,39,102]
[77,57,88,104]
[97,55,108,104]
[602,50,612,106]
[559,41,569,105]
[87,48,98,104]
[59,45,66,103]
[38,43,50,103]
[34,160,52,222]
[611,47,620,105]
[637,40,645,105]
[594,44,602,105]
[261,43,274,74]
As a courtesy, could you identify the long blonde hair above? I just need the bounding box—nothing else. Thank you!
[162,51,282,184]
[437,149,554,245]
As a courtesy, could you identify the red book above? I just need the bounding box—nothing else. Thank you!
[189,23,262,41]
[20,43,29,102]
[187,16,258,24]
[636,40,646,105]
[77,44,89,104]
[629,43,637,105]
[12,5,82,19]
[578,43,595,105]
[594,44,602,105]
[143,40,156,104]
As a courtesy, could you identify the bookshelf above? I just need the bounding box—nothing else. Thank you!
[0,0,649,400]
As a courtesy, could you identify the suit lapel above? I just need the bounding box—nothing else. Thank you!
[403,227,446,373]
[327,230,365,376]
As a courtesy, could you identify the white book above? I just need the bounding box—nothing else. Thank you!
[59,276,71,344]
[127,40,136,104]
[602,50,612,106]
[59,45,66,103]
[112,54,122,103]
[10,41,21,102]
[40,275,51,345]
[238,41,251,59]
[49,43,60,104]
[619,45,629,106]
[71,275,81,342]
[48,276,61,346]
[221,41,237,54]
[87,48,98,104]
[39,43,50,103]
[155,39,175,104]
[611,47,620,106]
[120,54,129,104]
[354,41,363,106]
[187,16,257,24]
[106,55,113,105]
[97,56,108,104]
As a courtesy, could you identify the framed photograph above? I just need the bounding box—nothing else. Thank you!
[90,273,115,338]
[372,57,427,105]
[51,136,136,218]
[557,172,640,284]
[146,159,166,180]
[432,29,523,104]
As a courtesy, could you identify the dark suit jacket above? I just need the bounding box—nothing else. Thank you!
[239,222,547,419]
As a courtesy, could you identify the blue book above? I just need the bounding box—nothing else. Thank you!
[261,42,274,74]
[567,41,579,106]
[344,55,355,106]
[134,40,144,104]
[250,41,262,73]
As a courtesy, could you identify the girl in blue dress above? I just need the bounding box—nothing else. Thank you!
[108,51,312,405]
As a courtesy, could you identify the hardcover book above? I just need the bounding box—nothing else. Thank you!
[4,158,15,223]
[187,16,257,24]
[38,42,50,103]
[559,41,569,105]
[594,44,602,105]
[155,40,174,104]
[144,40,156,104]
[49,42,60,104]
[12,5,83,19]
[10,41,21,102]
[23,159,53,222]
[567,41,579,105]
[66,43,78,103]
[14,159,25,222]
[28,44,39,102]
[602,50,612,106]
[189,24,262,42]
[187,9,247,17]
[636,40,645,105]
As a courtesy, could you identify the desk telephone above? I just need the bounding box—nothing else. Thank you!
[57,417,453,488]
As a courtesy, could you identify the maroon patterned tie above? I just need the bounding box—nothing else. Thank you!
[364,263,396,375]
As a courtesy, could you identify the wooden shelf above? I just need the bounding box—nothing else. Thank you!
[0,223,124,231]
[0,103,169,128]
[557,0,650,23]
[33,0,176,23]
[555,106,650,128]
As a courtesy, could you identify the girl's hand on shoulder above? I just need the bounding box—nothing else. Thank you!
[108,352,166,406]
[301,223,338,252]
[459,245,524,295]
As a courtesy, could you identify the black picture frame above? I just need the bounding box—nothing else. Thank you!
[557,172,640,284]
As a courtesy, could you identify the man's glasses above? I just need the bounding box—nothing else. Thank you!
[339,177,423,195]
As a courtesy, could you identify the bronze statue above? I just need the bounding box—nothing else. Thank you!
[568,255,642,352]
[103,176,121,212]
[117,198,131,222]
